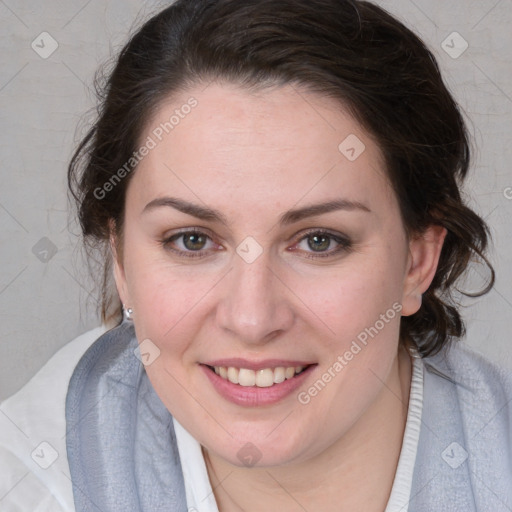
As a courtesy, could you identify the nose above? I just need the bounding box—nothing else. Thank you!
[215,250,295,345]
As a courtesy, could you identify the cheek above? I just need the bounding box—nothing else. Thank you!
[295,246,406,416]
[123,246,223,364]
[297,268,404,420]
[129,269,200,342]
[300,252,405,344]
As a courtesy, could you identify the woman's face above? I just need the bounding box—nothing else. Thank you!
[114,82,443,467]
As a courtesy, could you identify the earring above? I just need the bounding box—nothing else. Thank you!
[123,305,133,321]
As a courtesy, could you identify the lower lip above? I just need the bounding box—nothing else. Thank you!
[200,364,316,407]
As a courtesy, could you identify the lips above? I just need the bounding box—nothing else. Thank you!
[200,358,317,406]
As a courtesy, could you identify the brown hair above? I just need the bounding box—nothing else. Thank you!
[68,0,494,357]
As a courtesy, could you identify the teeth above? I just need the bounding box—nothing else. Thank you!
[227,367,239,384]
[285,367,295,379]
[255,369,274,387]
[212,365,306,387]
[274,367,286,384]
[238,368,255,386]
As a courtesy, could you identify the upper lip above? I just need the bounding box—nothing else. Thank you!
[202,358,316,371]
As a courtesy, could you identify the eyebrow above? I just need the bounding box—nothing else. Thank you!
[142,196,371,226]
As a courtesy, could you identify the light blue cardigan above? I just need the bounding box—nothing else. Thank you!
[65,322,512,511]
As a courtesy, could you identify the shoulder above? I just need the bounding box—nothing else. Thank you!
[0,326,107,512]
[424,341,512,403]
[412,341,512,509]
[422,341,512,434]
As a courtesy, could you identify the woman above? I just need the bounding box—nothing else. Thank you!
[1,0,511,510]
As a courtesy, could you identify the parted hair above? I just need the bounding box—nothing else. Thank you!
[68,0,494,357]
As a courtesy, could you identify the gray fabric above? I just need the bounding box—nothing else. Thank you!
[66,323,512,511]
[65,322,187,511]
[409,345,512,510]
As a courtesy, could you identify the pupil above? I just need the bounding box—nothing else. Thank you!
[184,233,206,250]
[309,234,329,251]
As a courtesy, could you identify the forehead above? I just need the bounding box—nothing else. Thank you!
[130,82,396,219]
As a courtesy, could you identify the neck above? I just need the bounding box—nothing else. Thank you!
[203,346,413,512]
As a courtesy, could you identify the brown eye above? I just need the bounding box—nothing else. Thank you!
[182,232,208,251]
[162,229,217,259]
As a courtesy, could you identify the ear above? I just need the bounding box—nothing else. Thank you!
[401,225,447,317]
[109,221,130,308]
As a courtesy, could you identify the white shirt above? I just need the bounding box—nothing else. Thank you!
[0,327,423,511]
[0,326,107,512]
[173,354,425,512]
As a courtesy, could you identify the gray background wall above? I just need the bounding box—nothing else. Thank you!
[0,0,511,401]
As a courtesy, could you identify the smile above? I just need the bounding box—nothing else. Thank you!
[210,365,307,387]
[201,362,316,407]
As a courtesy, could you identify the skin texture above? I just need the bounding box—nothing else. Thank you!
[113,82,446,511]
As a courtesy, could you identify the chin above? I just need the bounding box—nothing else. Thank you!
[207,424,311,468]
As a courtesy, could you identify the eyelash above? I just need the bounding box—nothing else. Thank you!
[290,228,352,259]
[161,228,352,260]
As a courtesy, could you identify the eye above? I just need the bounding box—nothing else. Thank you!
[162,229,218,258]
[290,229,352,259]
[161,228,352,260]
